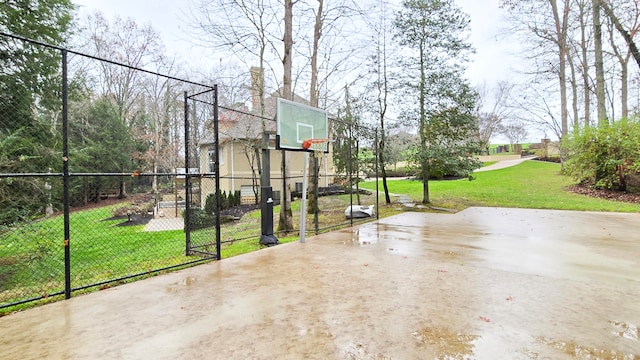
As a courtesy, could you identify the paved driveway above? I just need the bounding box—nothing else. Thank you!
[0,208,638,359]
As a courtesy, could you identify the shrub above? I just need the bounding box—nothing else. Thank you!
[204,193,217,215]
[184,208,216,231]
[227,192,235,208]
[234,191,241,206]
[221,191,229,210]
[564,117,640,192]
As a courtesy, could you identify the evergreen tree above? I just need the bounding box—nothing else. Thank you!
[394,0,477,203]
[0,0,75,223]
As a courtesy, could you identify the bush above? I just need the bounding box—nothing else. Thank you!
[564,118,640,192]
[184,208,216,231]
[221,191,229,210]
[227,192,235,208]
[204,193,216,215]
[234,191,241,206]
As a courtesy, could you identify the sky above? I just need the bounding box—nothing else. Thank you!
[72,0,520,88]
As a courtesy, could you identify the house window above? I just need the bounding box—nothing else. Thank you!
[208,146,224,173]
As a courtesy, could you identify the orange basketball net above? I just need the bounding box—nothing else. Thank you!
[302,138,329,151]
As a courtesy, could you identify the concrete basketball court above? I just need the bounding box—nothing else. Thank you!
[1,207,639,359]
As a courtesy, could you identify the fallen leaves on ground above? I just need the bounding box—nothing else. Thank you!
[567,185,640,204]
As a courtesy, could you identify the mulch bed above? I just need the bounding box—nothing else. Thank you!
[109,214,152,227]
[221,204,260,219]
[567,184,640,204]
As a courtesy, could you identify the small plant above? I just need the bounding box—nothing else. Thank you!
[204,193,216,215]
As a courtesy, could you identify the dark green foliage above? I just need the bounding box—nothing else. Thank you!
[204,193,217,216]
[234,190,241,206]
[65,97,139,205]
[564,118,640,192]
[227,191,237,208]
[185,208,216,231]
[410,95,483,180]
[0,0,74,224]
[204,189,240,216]
[220,191,229,210]
[393,0,476,203]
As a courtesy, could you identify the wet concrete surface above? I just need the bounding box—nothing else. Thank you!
[1,207,639,359]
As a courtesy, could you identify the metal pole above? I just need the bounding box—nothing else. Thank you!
[214,85,221,260]
[313,153,319,235]
[375,129,379,220]
[62,49,71,299]
[300,152,309,242]
[184,91,191,256]
[348,123,353,227]
[259,131,278,245]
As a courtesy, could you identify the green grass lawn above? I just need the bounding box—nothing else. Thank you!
[0,203,193,310]
[361,160,640,213]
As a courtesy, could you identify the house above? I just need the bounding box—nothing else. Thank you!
[198,73,335,206]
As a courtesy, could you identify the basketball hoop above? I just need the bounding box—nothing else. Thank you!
[302,138,330,153]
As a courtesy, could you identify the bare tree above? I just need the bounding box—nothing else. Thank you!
[370,0,392,204]
[604,0,640,118]
[82,12,168,197]
[576,0,593,127]
[501,122,529,152]
[84,12,166,126]
[278,0,295,232]
[139,62,182,192]
[601,0,640,70]
[500,0,571,138]
[475,81,514,154]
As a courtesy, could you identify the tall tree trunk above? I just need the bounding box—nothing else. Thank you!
[419,39,430,204]
[579,0,591,127]
[278,0,294,232]
[592,0,609,124]
[568,52,580,130]
[307,0,324,215]
[550,0,569,137]
[608,13,632,119]
[377,3,391,205]
[621,55,629,118]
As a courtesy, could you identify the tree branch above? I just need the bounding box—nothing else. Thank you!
[601,0,640,69]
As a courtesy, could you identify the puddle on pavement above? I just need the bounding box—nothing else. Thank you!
[178,276,197,286]
[537,336,637,359]
[610,321,639,342]
[413,327,480,359]
[166,276,198,293]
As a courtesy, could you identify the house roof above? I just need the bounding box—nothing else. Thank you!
[200,89,309,146]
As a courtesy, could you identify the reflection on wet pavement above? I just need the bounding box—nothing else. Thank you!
[413,327,480,360]
[610,321,640,342]
[0,207,639,359]
[537,336,637,359]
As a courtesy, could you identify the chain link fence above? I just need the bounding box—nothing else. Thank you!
[212,104,381,250]
[1,33,219,312]
[1,31,381,313]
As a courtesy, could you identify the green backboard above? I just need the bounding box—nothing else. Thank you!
[276,98,328,152]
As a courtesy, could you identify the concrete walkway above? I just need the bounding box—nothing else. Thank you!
[1,208,638,359]
[143,218,184,232]
[475,156,536,172]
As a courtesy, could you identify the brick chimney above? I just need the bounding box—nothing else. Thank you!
[250,66,264,112]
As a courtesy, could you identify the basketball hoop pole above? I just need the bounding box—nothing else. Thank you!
[299,151,310,243]
[259,131,278,246]
[299,138,327,243]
